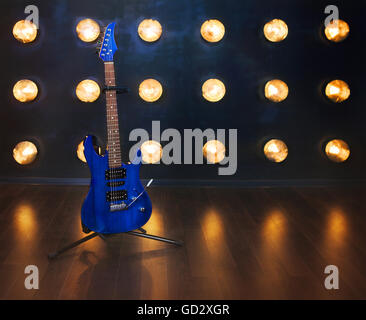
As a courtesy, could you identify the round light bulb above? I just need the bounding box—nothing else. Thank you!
[76,19,100,42]
[264,19,288,42]
[138,19,162,42]
[77,141,87,163]
[325,80,350,103]
[201,20,225,43]
[141,141,163,164]
[325,139,350,163]
[265,79,289,102]
[13,141,38,165]
[139,79,163,102]
[203,140,226,164]
[13,80,38,103]
[202,79,226,102]
[76,80,100,103]
[324,19,350,42]
[264,139,288,163]
[13,20,38,43]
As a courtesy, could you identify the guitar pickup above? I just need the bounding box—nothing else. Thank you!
[106,190,128,202]
[105,168,126,180]
[106,181,125,187]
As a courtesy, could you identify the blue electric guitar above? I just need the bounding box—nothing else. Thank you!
[81,23,152,234]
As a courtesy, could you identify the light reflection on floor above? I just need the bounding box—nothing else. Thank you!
[14,203,37,241]
[323,207,349,257]
[261,209,287,246]
[202,209,223,242]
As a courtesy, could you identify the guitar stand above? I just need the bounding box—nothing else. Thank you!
[47,228,183,260]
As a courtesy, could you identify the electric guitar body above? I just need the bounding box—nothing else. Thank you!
[81,23,152,234]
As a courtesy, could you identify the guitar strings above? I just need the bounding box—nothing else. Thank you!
[104,27,117,204]
[107,67,120,204]
[106,64,117,203]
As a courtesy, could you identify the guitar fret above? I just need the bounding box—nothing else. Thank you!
[104,61,122,167]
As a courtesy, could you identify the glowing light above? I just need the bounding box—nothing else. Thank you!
[264,139,288,163]
[138,19,162,42]
[325,80,350,103]
[13,80,38,103]
[203,210,223,240]
[263,19,288,42]
[203,140,226,164]
[139,79,163,102]
[324,19,350,42]
[262,209,287,244]
[141,141,163,164]
[325,139,350,163]
[325,208,348,245]
[13,20,37,43]
[14,204,37,238]
[76,80,100,103]
[202,79,226,102]
[76,19,100,42]
[265,79,288,102]
[77,141,86,163]
[13,141,38,165]
[201,20,225,43]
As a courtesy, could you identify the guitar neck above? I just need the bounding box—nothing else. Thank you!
[104,62,122,168]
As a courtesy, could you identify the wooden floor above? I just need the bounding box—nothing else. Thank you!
[0,184,365,300]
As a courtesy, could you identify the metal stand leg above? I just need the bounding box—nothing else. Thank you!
[48,229,183,259]
[48,232,103,259]
[138,227,147,234]
[126,231,183,246]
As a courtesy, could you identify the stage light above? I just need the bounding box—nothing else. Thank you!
[76,80,100,103]
[13,141,38,165]
[202,79,226,102]
[264,139,288,163]
[141,141,163,164]
[325,80,350,103]
[203,140,226,164]
[324,19,350,42]
[139,79,163,102]
[77,141,87,163]
[138,19,162,42]
[325,139,350,163]
[76,19,100,42]
[265,79,288,102]
[13,80,38,103]
[263,19,288,42]
[201,19,225,43]
[13,20,37,43]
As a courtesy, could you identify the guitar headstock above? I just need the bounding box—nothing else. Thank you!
[97,22,118,62]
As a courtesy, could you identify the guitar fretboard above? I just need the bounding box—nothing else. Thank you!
[104,62,122,168]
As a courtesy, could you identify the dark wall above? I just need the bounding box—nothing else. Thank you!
[1,0,365,183]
